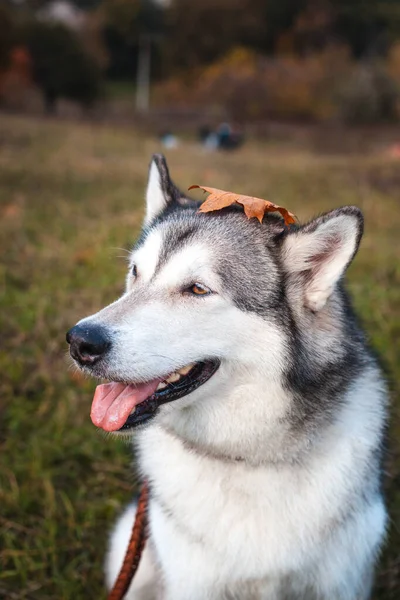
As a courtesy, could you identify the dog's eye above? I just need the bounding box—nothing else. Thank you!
[131,264,137,278]
[187,283,212,296]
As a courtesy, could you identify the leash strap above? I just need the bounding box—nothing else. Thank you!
[107,480,149,600]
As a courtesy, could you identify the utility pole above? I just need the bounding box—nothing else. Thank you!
[136,35,151,112]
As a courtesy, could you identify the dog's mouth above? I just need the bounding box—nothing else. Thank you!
[90,359,220,432]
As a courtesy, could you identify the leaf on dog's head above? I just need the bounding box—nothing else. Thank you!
[188,185,296,226]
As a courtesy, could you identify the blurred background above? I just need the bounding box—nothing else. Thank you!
[0,1,399,599]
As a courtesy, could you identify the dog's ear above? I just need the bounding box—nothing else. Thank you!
[145,154,178,224]
[280,207,363,312]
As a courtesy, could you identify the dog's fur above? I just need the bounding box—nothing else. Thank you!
[73,155,388,599]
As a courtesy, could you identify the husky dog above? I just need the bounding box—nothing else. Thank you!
[67,155,387,600]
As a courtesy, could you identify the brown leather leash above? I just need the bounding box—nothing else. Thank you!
[107,480,149,600]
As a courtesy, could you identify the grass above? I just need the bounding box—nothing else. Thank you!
[0,114,399,599]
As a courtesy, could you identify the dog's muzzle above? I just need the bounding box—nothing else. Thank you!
[66,323,220,432]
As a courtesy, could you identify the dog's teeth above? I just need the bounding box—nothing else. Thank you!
[130,407,136,415]
[156,381,168,390]
[178,364,194,376]
[166,372,181,383]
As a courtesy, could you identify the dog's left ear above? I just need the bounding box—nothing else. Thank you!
[145,154,179,224]
[280,207,363,311]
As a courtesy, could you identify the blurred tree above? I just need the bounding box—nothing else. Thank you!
[334,0,400,57]
[288,0,400,58]
[163,0,400,74]
[69,0,103,8]
[165,0,241,70]
[80,10,110,71]
[23,20,101,112]
[0,2,16,70]
[23,0,102,9]
[338,61,399,123]
[100,0,164,80]
[163,0,310,72]
[241,0,308,53]
[102,0,163,41]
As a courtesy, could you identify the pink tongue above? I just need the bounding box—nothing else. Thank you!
[90,379,161,432]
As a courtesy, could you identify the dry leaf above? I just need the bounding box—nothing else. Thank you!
[189,185,296,226]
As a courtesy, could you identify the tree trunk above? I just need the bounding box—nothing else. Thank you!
[44,89,57,115]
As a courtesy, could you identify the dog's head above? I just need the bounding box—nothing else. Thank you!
[67,154,363,436]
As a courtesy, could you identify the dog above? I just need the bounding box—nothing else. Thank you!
[67,154,388,600]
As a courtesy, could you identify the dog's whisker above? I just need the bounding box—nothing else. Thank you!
[110,247,130,255]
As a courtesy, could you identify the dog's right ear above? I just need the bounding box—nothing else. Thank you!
[145,154,177,224]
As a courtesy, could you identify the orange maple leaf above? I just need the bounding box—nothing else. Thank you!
[188,185,296,226]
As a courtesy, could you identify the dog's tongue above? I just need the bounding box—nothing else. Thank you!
[90,380,160,432]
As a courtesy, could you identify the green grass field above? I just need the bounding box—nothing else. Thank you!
[0,115,399,599]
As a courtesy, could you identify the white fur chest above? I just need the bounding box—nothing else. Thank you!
[136,420,383,598]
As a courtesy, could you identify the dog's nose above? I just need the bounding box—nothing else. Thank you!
[66,324,111,366]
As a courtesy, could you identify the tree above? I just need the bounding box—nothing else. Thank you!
[100,0,165,80]
[23,20,101,112]
[162,0,400,76]
[333,0,400,57]
[163,0,307,73]
[0,3,16,70]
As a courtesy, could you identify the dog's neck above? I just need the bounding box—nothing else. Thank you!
[156,366,314,466]
[137,358,383,473]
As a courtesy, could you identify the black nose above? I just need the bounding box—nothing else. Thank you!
[66,323,111,366]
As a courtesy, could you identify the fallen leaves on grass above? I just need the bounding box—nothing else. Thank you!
[189,185,296,226]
